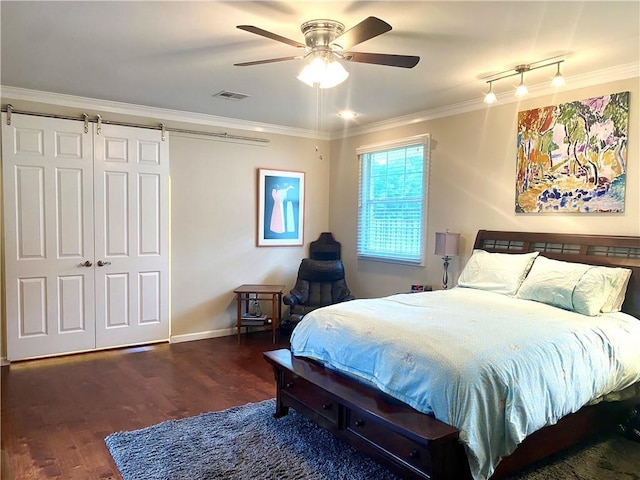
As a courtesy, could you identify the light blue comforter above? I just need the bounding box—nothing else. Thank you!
[290,288,640,480]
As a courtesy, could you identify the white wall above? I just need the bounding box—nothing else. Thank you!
[169,132,330,340]
[330,77,640,299]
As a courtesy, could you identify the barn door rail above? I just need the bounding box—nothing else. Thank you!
[2,104,270,144]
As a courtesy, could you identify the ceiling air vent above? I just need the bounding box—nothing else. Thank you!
[212,90,250,101]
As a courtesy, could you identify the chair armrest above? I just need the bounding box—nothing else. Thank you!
[283,293,301,306]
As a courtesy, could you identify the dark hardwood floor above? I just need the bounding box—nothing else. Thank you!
[1,331,290,480]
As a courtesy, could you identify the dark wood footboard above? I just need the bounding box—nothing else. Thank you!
[265,349,639,480]
[264,349,471,480]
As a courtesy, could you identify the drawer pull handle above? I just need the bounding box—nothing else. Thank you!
[354,419,365,428]
[285,382,294,389]
[409,449,419,460]
[322,403,332,410]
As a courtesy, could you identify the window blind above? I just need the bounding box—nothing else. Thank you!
[357,134,430,265]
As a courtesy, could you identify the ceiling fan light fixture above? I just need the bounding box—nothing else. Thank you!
[297,56,349,89]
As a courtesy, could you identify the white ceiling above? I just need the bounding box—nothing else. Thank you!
[1,1,639,135]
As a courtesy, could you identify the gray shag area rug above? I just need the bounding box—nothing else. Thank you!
[105,399,640,480]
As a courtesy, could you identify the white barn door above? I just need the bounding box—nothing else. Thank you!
[93,124,170,348]
[2,115,170,360]
[2,114,96,360]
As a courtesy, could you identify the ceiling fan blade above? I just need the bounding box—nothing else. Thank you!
[343,52,420,68]
[236,25,305,48]
[234,56,300,67]
[331,17,392,50]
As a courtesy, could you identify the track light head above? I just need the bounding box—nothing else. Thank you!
[515,71,528,97]
[551,62,565,87]
[484,81,497,104]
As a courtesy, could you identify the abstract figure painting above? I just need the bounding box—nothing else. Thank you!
[257,168,305,246]
[516,91,628,213]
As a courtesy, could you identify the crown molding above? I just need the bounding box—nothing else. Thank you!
[331,61,640,140]
[0,86,330,141]
[2,61,637,142]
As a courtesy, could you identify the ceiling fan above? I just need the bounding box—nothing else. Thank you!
[234,16,420,88]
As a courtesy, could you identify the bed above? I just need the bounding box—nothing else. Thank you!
[264,230,640,480]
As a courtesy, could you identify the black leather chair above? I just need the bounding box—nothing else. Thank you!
[282,258,354,325]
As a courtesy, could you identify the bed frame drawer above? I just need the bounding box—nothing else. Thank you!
[345,407,432,473]
[280,370,339,426]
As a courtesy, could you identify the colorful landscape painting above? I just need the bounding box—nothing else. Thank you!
[515,91,628,213]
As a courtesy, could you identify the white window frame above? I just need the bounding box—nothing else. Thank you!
[356,134,430,266]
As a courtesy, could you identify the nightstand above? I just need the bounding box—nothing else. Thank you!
[233,284,284,343]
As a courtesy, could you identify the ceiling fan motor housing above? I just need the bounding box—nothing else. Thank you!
[301,20,345,50]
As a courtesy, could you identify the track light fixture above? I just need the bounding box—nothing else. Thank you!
[482,59,565,104]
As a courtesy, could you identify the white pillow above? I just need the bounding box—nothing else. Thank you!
[457,249,539,296]
[571,267,618,316]
[599,267,632,313]
[516,256,631,316]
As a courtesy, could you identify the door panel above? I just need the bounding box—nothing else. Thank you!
[18,277,47,336]
[94,124,169,348]
[105,273,129,328]
[104,137,128,163]
[139,271,161,324]
[104,171,129,256]
[3,113,95,360]
[15,166,46,259]
[139,173,161,255]
[14,127,44,155]
[55,130,84,159]
[58,275,86,332]
[138,140,160,165]
[56,168,85,257]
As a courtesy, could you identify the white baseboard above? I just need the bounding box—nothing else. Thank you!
[170,327,236,343]
[1,329,258,360]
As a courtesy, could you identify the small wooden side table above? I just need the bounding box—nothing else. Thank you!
[233,284,284,344]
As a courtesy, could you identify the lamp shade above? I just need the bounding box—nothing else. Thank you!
[434,232,460,256]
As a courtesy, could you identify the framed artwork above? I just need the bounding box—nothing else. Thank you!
[515,91,628,213]
[257,168,305,246]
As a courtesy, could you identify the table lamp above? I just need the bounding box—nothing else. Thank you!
[435,231,460,289]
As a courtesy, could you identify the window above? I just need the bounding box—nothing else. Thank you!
[357,134,429,265]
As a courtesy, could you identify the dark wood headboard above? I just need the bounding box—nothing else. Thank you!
[473,230,640,319]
